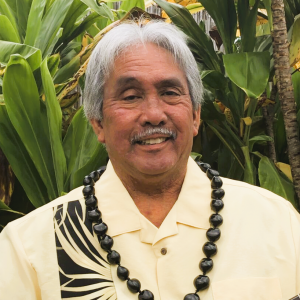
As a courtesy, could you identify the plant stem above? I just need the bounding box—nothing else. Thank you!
[243,97,258,146]
[272,0,300,209]
[241,146,255,185]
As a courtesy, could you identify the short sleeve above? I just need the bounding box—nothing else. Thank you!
[0,222,41,300]
[287,202,300,293]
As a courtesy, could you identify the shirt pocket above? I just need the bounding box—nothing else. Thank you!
[212,277,282,300]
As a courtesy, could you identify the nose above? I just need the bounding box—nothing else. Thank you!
[139,96,168,126]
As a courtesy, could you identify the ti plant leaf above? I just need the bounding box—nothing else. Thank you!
[237,0,260,52]
[223,51,271,98]
[0,41,42,71]
[258,156,296,206]
[200,0,237,54]
[3,55,59,200]
[154,0,222,72]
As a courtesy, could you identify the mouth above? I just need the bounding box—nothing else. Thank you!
[135,137,171,145]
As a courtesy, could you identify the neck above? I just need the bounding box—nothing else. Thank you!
[114,166,187,228]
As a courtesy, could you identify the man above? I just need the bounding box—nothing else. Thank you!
[0,20,300,300]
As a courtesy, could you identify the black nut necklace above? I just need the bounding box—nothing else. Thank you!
[82,162,224,300]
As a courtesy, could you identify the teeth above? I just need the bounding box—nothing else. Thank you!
[140,138,167,145]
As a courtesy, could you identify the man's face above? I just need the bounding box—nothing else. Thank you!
[91,43,200,180]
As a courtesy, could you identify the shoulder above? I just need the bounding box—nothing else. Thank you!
[221,176,298,222]
[5,185,85,231]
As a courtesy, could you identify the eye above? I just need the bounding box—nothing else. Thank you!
[161,90,180,97]
[123,95,141,101]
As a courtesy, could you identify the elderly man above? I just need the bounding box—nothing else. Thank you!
[0,20,300,300]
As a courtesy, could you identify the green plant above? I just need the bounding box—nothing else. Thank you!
[154,0,300,209]
[0,0,147,229]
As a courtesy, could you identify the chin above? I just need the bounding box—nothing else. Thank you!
[134,157,178,177]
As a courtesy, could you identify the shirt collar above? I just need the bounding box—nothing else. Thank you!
[94,157,211,242]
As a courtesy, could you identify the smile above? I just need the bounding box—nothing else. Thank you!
[136,137,170,145]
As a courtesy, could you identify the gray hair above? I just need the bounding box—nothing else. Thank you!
[84,19,203,121]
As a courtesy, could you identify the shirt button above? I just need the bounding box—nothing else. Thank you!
[161,248,167,255]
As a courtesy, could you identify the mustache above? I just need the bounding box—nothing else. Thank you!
[131,127,177,144]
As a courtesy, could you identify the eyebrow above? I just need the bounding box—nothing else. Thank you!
[115,76,185,90]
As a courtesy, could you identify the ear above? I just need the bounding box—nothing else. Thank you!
[192,105,201,137]
[90,119,106,143]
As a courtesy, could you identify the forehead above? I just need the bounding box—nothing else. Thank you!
[106,43,188,88]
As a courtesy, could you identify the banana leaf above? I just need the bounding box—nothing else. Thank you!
[0,105,50,207]
[24,0,47,46]
[0,41,42,71]
[154,0,222,72]
[200,0,237,54]
[0,15,20,43]
[223,51,271,98]
[3,55,58,200]
[40,59,67,195]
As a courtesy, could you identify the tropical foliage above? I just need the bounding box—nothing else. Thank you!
[0,0,146,229]
[155,0,300,208]
[1,0,300,230]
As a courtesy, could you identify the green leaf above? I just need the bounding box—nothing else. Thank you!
[0,0,18,37]
[262,0,273,31]
[258,156,296,206]
[292,68,300,111]
[207,121,244,169]
[237,0,260,52]
[47,54,60,78]
[35,0,74,56]
[58,0,88,44]
[190,152,202,161]
[200,0,237,54]
[289,14,300,67]
[24,0,47,46]
[120,0,145,11]
[45,27,63,57]
[0,41,42,70]
[16,0,33,40]
[0,105,50,207]
[63,107,87,190]
[80,0,114,20]
[72,143,107,189]
[201,70,227,90]
[40,59,67,195]
[0,15,20,42]
[223,51,270,98]
[249,134,273,152]
[154,0,221,72]
[241,146,256,185]
[54,55,81,84]
[58,12,104,50]
[3,55,58,200]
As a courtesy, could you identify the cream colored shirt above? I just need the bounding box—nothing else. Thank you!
[0,158,300,300]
